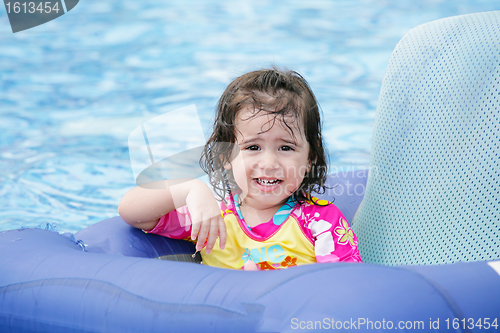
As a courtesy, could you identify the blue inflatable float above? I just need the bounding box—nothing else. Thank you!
[1,11,500,333]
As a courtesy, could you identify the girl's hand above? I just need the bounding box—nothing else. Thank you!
[185,181,226,254]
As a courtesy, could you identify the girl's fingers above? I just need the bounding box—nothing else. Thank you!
[195,219,210,252]
[190,215,201,241]
[218,217,227,250]
[191,215,226,254]
[205,218,219,254]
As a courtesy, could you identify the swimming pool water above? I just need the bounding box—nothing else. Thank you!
[0,0,498,232]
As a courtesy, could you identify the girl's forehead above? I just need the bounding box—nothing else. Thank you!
[236,107,301,127]
[235,107,305,139]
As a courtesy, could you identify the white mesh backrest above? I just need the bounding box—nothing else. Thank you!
[352,11,500,265]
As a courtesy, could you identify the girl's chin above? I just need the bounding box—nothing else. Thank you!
[243,189,290,207]
[239,181,296,205]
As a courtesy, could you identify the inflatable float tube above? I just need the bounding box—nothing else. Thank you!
[1,171,500,333]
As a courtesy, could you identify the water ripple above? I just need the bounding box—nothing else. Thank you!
[0,0,497,231]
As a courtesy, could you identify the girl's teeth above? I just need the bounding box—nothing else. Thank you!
[257,178,280,185]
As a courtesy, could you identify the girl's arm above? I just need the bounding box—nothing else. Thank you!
[118,178,196,230]
[118,179,226,253]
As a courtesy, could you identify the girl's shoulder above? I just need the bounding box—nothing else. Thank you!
[294,196,338,212]
[292,196,345,223]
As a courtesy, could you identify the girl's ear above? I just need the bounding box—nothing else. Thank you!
[222,143,239,170]
[220,154,232,170]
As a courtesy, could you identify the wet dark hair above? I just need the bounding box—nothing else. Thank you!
[200,67,328,204]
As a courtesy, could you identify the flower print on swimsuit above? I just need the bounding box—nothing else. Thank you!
[334,217,357,246]
[281,256,297,268]
[242,248,253,263]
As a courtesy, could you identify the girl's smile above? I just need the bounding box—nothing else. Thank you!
[254,177,282,192]
[225,107,310,214]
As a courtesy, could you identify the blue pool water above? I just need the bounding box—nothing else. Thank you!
[0,0,498,232]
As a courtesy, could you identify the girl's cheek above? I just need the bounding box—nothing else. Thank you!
[230,157,249,190]
[235,152,255,171]
[232,155,246,172]
[285,165,302,180]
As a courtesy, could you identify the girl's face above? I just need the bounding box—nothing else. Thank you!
[225,107,310,211]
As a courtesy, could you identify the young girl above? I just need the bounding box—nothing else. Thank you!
[118,68,362,270]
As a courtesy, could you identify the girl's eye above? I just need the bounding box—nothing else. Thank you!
[245,145,260,151]
[280,145,294,151]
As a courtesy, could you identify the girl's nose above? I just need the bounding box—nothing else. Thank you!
[258,150,279,170]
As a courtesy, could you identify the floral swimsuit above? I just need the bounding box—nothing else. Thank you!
[146,195,362,270]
